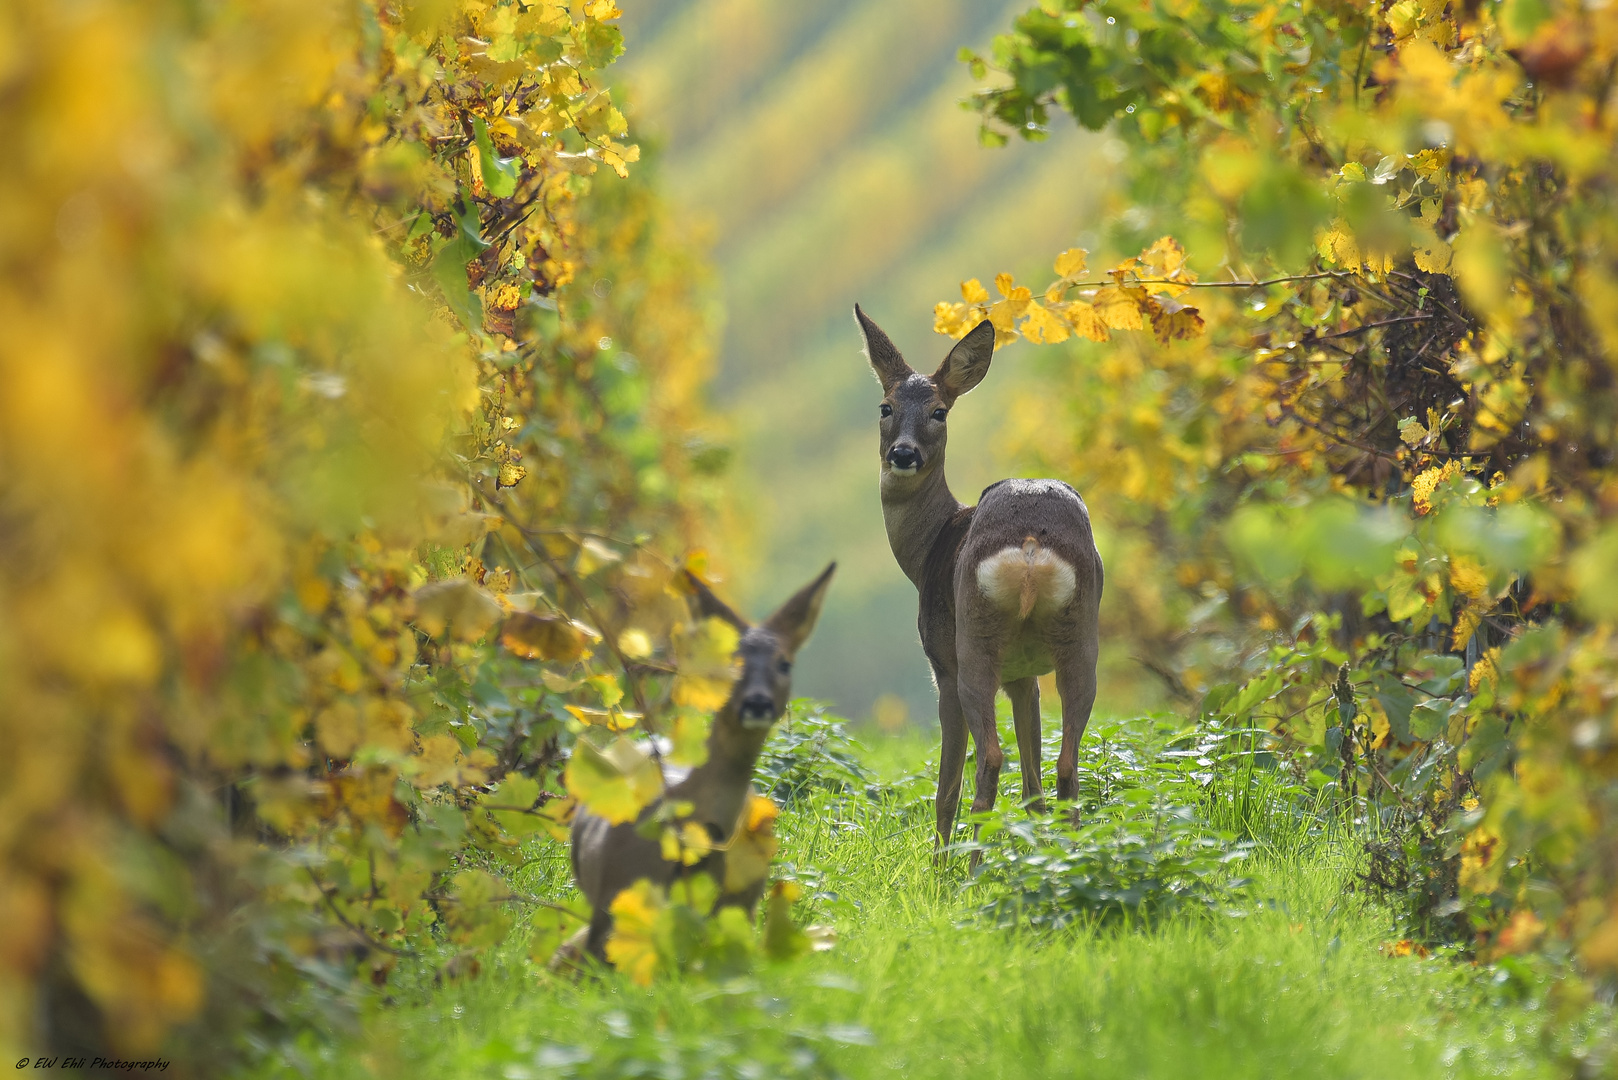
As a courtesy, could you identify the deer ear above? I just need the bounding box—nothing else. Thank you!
[854,305,913,392]
[932,318,995,403]
[762,562,835,658]
[682,570,750,631]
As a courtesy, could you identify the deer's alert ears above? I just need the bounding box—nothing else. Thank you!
[683,570,749,631]
[933,318,995,404]
[854,305,913,393]
[762,562,836,658]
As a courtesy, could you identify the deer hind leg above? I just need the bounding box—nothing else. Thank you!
[934,668,969,857]
[956,641,1004,818]
[1051,620,1099,805]
[1004,676,1045,813]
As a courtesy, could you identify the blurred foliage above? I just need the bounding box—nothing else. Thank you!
[0,0,750,1064]
[955,0,1618,984]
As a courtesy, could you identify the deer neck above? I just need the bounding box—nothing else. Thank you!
[670,710,770,839]
[881,460,962,589]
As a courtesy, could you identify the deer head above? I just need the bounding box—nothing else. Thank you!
[684,562,836,730]
[855,305,995,490]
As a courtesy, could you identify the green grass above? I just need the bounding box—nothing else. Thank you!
[259,713,1598,1080]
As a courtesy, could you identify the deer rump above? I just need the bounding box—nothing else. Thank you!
[954,479,1097,683]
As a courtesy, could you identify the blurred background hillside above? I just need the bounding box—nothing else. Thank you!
[613,0,1128,726]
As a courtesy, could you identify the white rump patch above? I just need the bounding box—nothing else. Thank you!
[975,538,1077,620]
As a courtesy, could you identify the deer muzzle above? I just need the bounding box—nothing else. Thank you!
[886,444,921,474]
[738,692,777,729]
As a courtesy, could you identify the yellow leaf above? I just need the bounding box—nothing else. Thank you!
[934,301,966,337]
[497,461,527,488]
[1459,823,1504,893]
[536,796,576,841]
[1020,301,1071,345]
[1092,289,1145,331]
[1053,248,1088,279]
[994,272,1018,298]
[1316,222,1361,270]
[411,733,462,788]
[672,616,739,709]
[1449,556,1490,600]
[723,793,779,893]
[1413,233,1452,275]
[414,578,503,640]
[564,704,639,732]
[1062,301,1110,342]
[618,627,653,659]
[316,701,361,758]
[564,736,663,823]
[1139,236,1188,279]
[660,821,713,866]
[961,278,989,304]
[605,879,665,986]
[583,0,621,18]
[1149,298,1205,343]
[500,612,598,661]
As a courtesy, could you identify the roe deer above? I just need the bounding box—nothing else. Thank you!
[854,305,1103,849]
[569,563,835,964]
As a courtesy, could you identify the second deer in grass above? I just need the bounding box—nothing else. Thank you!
[855,306,1103,850]
[569,564,835,965]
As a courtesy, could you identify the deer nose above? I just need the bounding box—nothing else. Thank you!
[738,692,776,727]
[888,445,921,471]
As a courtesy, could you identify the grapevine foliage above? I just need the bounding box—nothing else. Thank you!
[0,0,750,1062]
[959,0,1618,968]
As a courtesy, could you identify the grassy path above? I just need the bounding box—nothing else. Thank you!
[267,719,1586,1079]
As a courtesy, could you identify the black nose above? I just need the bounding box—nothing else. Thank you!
[739,693,775,721]
[888,445,920,470]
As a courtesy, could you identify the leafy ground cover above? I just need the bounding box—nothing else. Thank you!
[253,704,1612,1079]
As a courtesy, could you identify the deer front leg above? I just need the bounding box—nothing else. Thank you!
[1004,677,1045,813]
[1052,623,1099,805]
[934,668,968,857]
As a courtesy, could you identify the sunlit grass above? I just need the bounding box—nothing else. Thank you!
[258,711,1588,1080]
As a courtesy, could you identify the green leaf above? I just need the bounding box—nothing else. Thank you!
[472,117,521,199]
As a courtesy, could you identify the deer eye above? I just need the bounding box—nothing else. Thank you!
[776,659,792,675]
[932,408,948,422]
[879,403,892,418]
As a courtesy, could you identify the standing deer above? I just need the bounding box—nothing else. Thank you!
[854,305,1103,849]
[569,563,835,965]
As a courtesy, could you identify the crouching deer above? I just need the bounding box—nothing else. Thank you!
[569,563,835,965]
[854,306,1103,849]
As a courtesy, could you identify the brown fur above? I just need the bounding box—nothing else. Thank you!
[856,305,1104,848]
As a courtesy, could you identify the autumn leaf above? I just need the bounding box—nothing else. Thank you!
[1092,289,1146,331]
[1053,247,1088,279]
[672,615,739,710]
[723,793,780,894]
[1021,301,1071,345]
[563,736,664,824]
[500,612,599,662]
[414,578,504,641]
[660,821,713,866]
[605,879,665,986]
